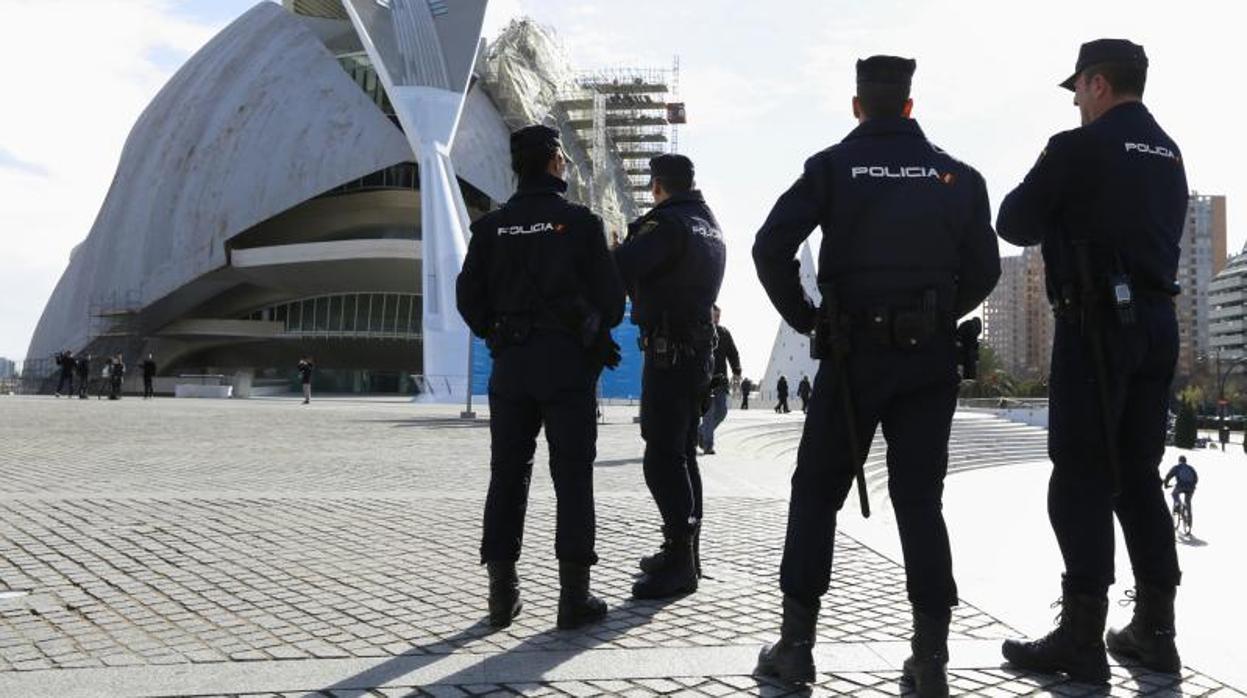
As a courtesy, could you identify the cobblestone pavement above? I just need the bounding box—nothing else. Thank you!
[165,666,1241,697]
[0,396,1242,696]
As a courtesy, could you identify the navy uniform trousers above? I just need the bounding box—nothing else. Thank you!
[1047,299,1181,595]
[481,331,598,566]
[640,350,711,534]
[781,336,960,616]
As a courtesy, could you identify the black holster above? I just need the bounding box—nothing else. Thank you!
[487,315,532,354]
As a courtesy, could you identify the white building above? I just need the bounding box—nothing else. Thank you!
[1209,250,1247,359]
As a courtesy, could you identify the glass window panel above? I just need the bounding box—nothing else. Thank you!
[275,305,287,329]
[412,296,423,334]
[301,300,314,331]
[366,294,378,332]
[396,295,412,334]
[329,296,343,331]
[379,294,393,333]
[319,297,330,330]
[343,295,356,333]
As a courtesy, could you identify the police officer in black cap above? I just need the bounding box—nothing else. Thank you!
[615,153,725,600]
[998,39,1187,683]
[752,56,1000,695]
[457,124,626,630]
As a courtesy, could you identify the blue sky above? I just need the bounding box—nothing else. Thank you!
[2,0,1242,375]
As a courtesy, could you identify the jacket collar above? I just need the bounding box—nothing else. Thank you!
[511,172,569,200]
[843,116,925,142]
[651,189,705,212]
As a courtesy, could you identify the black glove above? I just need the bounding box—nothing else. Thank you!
[600,337,622,370]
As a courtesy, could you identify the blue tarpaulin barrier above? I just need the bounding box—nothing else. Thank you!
[469,302,643,400]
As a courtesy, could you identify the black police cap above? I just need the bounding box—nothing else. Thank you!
[1059,39,1148,91]
[649,154,694,183]
[856,55,916,87]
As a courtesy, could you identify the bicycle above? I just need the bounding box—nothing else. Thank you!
[1170,490,1192,537]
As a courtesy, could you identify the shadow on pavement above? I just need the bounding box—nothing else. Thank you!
[363,417,491,429]
[314,595,680,694]
[593,457,643,468]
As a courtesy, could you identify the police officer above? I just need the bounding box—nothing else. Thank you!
[997,40,1187,682]
[615,154,725,599]
[457,124,625,630]
[752,56,1000,696]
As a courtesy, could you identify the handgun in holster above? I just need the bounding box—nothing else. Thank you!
[810,289,850,361]
[641,313,678,369]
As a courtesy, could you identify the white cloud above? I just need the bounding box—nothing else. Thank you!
[0,0,222,358]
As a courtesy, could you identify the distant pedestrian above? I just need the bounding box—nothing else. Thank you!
[298,357,314,404]
[741,377,754,410]
[142,354,157,399]
[54,350,74,397]
[775,375,790,414]
[109,354,125,400]
[698,305,741,455]
[1218,424,1229,451]
[75,353,91,399]
[797,375,812,413]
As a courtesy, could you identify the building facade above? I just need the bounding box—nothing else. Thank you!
[1176,193,1228,376]
[981,248,1053,379]
[26,2,677,397]
[982,255,1025,376]
[1209,249,1247,359]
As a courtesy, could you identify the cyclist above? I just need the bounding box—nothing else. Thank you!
[1163,456,1198,530]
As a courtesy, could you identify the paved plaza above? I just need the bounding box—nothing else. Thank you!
[1,395,1243,696]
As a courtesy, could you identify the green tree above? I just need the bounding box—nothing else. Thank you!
[1173,399,1197,449]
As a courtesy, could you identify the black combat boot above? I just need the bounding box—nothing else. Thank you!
[486,562,522,628]
[1001,591,1110,685]
[556,562,608,630]
[1106,584,1181,673]
[640,522,703,578]
[632,532,698,599]
[638,536,671,574]
[755,595,819,685]
[902,610,950,698]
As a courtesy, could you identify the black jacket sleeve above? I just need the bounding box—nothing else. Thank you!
[721,326,741,376]
[997,133,1076,247]
[582,213,627,329]
[753,156,823,334]
[456,218,493,339]
[954,170,1002,318]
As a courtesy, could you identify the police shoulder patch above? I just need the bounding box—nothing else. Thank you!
[636,220,660,236]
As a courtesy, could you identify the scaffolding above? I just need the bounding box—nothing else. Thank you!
[558,60,685,213]
[87,288,146,370]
